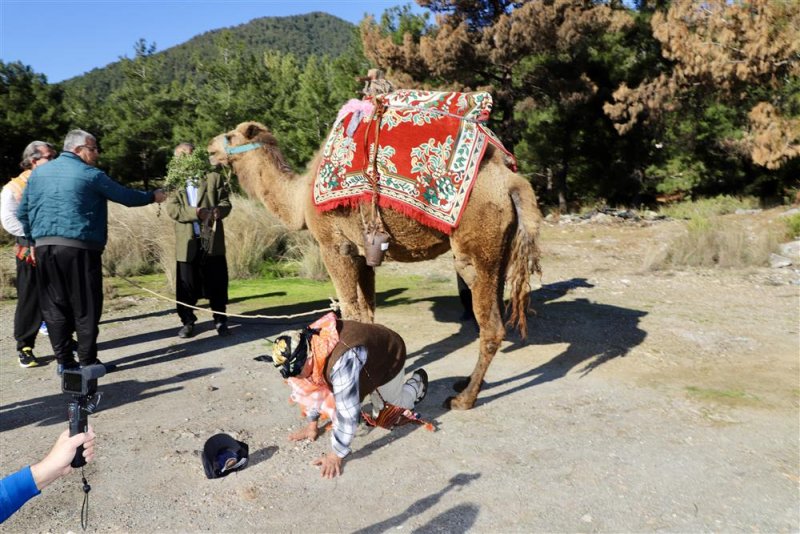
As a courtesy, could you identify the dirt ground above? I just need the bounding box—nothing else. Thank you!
[1,212,798,533]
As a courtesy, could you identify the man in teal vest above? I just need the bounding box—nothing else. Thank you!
[165,143,232,338]
[18,129,166,374]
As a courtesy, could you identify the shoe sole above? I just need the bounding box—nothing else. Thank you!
[19,361,40,368]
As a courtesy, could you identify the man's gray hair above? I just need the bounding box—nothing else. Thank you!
[63,129,96,152]
[20,141,56,170]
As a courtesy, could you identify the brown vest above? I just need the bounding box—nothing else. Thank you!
[323,320,406,400]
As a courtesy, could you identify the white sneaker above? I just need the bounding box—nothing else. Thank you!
[407,369,429,404]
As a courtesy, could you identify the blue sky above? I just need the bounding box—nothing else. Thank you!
[0,0,417,83]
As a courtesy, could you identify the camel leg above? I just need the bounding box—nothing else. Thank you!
[319,247,372,322]
[446,265,505,410]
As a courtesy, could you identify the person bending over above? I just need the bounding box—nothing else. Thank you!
[269,312,428,479]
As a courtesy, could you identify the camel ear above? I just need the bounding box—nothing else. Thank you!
[244,123,263,140]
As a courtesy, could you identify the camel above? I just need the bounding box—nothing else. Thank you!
[208,121,543,410]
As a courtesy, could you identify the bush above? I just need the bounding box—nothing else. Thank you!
[783,212,800,239]
[658,195,760,220]
[644,214,782,270]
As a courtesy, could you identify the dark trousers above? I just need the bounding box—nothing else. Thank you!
[176,252,228,326]
[14,255,42,351]
[36,245,102,366]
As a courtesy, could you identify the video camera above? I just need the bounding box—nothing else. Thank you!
[62,364,105,467]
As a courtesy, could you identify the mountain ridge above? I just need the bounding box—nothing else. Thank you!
[60,12,358,99]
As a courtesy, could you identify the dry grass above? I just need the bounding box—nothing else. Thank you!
[284,232,328,281]
[644,214,783,270]
[105,194,327,285]
[220,195,290,279]
[657,195,760,220]
[105,204,171,277]
[0,253,13,300]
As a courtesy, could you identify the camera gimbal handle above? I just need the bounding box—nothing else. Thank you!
[67,399,90,468]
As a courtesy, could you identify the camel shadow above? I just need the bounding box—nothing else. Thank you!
[352,473,481,534]
[0,368,220,432]
[391,278,646,407]
[474,295,647,407]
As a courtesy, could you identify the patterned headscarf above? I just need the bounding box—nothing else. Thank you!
[271,328,314,378]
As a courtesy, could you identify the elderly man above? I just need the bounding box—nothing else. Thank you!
[0,141,57,368]
[17,129,166,374]
[270,312,429,479]
[165,142,232,338]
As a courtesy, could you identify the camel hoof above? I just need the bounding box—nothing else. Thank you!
[444,395,473,411]
[452,378,486,393]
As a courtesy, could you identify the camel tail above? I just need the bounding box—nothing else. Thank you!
[506,175,543,338]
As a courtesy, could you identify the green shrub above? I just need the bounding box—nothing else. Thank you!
[783,212,800,239]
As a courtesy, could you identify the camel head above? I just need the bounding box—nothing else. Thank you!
[207,121,306,231]
[207,121,283,168]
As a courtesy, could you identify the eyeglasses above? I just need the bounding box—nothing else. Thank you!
[35,154,55,162]
[78,145,99,153]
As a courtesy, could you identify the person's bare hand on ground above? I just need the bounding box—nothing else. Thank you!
[312,453,342,479]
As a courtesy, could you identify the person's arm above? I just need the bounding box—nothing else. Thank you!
[0,187,24,237]
[0,428,95,524]
[211,174,231,220]
[90,170,158,207]
[312,346,366,478]
[0,467,39,523]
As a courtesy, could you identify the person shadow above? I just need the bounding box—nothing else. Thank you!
[0,368,221,433]
[99,288,410,374]
[351,473,481,533]
[96,291,288,350]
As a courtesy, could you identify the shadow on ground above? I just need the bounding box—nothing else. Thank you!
[0,368,221,432]
[351,473,481,533]
[401,278,647,408]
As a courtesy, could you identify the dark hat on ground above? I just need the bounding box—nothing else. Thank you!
[202,433,249,479]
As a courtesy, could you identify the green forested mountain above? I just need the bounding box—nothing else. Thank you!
[60,12,357,101]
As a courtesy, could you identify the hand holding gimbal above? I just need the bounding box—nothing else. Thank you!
[62,365,105,468]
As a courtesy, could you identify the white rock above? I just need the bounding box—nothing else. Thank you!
[769,253,792,268]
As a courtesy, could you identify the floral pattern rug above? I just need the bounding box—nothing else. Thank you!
[312,90,514,234]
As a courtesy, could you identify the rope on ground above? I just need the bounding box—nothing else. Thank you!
[102,265,337,322]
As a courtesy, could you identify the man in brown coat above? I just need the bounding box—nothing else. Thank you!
[270,312,429,478]
[165,143,232,338]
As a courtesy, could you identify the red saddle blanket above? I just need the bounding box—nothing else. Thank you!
[312,90,515,234]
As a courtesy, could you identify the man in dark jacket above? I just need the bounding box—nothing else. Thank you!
[165,142,232,338]
[270,312,429,478]
[17,129,166,374]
